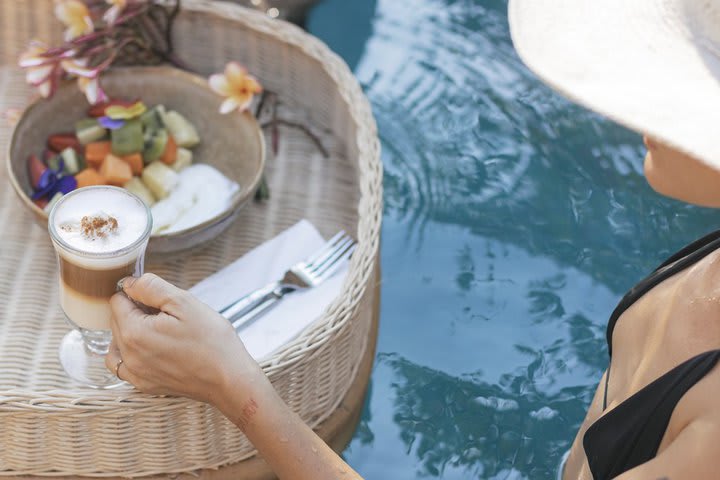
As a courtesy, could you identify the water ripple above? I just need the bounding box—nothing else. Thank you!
[357,0,720,292]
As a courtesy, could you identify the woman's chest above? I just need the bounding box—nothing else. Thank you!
[602,255,720,438]
[612,257,720,380]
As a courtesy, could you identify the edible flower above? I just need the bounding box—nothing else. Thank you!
[103,0,127,25]
[18,42,59,98]
[209,62,263,114]
[98,116,126,129]
[55,0,94,41]
[30,157,76,201]
[105,101,147,119]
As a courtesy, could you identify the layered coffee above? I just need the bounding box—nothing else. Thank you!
[49,187,152,331]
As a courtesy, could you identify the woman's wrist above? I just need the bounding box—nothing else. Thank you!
[213,343,276,429]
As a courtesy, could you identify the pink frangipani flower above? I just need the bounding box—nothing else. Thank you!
[55,0,94,41]
[209,62,263,114]
[103,0,127,25]
[61,57,98,78]
[19,42,60,98]
[77,76,108,104]
[61,57,107,104]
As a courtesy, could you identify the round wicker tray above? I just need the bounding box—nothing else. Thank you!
[0,0,382,477]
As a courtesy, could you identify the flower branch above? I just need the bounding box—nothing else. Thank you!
[19,0,183,103]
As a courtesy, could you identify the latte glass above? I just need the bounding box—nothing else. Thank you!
[48,186,152,388]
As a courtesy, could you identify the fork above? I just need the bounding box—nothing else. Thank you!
[219,231,357,332]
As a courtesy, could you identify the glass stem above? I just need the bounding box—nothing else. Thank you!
[81,328,112,355]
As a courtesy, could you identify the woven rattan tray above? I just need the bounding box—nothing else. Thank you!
[0,0,382,476]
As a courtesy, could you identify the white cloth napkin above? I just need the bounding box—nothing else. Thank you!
[189,220,347,361]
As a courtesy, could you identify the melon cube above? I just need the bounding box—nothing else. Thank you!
[100,154,133,186]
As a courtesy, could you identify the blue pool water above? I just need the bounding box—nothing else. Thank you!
[307,1,720,478]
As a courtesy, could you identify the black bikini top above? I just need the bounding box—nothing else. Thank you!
[583,229,720,480]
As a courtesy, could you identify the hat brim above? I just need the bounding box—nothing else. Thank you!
[509,0,720,171]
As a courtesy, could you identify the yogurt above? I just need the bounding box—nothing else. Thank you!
[151,164,240,235]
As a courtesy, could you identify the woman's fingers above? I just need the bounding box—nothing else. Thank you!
[104,342,123,379]
[121,273,188,313]
[109,291,147,345]
[104,341,133,383]
[110,291,142,325]
[104,338,144,387]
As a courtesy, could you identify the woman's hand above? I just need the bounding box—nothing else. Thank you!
[105,273,261,407]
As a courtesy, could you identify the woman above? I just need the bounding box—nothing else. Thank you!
[510,0,720,478]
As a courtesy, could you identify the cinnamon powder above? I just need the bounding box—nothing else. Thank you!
[80,214,119,240]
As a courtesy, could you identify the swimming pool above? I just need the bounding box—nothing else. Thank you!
[308,1,720,478]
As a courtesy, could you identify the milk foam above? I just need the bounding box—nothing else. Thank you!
[51,187,150,267]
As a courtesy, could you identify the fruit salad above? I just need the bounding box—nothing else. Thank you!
[29,99,239,235]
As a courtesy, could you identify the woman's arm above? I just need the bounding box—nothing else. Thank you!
[613,418,720,480]
[105,273,363,480]
[612,361,720,480]
[216,369,361,479]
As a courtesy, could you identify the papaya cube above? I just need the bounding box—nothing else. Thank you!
[85,141,112,167]
[75,168,107,188]
[160,135,178,165]
[100,154,133,186]
[120,153,144,175]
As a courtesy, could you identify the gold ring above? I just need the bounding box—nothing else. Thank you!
[114,358,124,379]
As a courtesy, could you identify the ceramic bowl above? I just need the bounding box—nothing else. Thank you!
[7,66,265,253]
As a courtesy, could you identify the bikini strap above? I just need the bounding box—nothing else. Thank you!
[606,229,720,357]
[653,229,720,272]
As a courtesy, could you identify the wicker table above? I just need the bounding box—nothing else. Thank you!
[0,1,382,477]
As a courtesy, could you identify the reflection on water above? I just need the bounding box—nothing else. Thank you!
[309,0,720,478]
[380,354,590,479]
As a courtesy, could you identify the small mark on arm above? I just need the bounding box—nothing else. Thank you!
[236,398,259,431]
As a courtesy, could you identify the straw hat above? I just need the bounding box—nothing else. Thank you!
[509,0,720,171]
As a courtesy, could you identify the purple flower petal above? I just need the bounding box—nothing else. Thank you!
[99,116,125,129]
[52,158,65,174]
[37,169,57,190]
[52,175,77,195]
[32,182,56,200]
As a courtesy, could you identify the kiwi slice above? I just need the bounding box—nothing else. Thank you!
[75,118,107,145]
[47,148,84,175]
[142,128,168,164]
[140,107,165,132]
[111,118,143,156]
[60,147,84,174]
